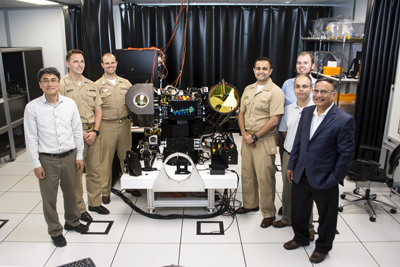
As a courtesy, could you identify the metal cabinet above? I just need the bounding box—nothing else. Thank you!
[0,47,43,160]
[302,37,363,116]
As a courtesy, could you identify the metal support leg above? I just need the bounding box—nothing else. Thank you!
[207,189,216,213]
[147,189,155,213]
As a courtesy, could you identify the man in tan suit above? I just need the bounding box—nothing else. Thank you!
[96,53,140,204]
[236,57,285,228]
[59,49,109,222]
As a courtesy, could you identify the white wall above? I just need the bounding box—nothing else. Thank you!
[333,0,354,19]
[2,7,67,75]
[354,0,368,22]
[0,11,8,47]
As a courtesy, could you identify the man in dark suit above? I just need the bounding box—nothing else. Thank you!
[283,77,355,264]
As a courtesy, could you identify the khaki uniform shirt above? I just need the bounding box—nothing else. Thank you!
[240,78,285,133]
[59,73,102,124]
[95,75,132,121]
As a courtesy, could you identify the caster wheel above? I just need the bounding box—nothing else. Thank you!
[338,207,343,212]
[390,209,397,214]
[353,188,360,194]
[340,194,346,199]
[370,216,376,222]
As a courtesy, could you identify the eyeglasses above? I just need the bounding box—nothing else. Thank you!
[312,89,334,96]
[294,84,311,89]
[40,79,59,85]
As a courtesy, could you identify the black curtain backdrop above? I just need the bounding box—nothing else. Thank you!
[63,6,84,53]
[63,0,115,81]
[119,4,331,94]
[354,0,400,157]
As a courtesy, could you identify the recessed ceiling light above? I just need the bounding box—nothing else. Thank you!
[17,0,59,5]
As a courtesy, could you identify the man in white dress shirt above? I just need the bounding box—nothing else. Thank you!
[273,74,315,239]
[24,67,88,247]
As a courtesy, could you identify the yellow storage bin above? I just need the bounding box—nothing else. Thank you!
[323,66,341,76]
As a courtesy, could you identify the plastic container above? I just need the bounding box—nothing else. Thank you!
[323,66,342,76]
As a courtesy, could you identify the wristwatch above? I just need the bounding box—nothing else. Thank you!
[252,133,258,141]
[93,130,100,136]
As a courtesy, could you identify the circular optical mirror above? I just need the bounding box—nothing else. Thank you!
[134,93,149,108]
[209,84,239,114]
[164,154,193,182]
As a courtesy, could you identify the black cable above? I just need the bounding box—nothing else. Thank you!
[111,169,240,234]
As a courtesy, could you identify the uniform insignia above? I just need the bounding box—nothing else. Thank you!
[261,97,267,103]
[66,89,73,92]
[122,87,129,90]
[87,89,95,92]
[102,89,109,93]
[244,96,248,99]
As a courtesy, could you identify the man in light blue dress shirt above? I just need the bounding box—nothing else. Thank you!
[24,67,88,247]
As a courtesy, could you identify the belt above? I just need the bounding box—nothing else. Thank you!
[284,148,291,155]
[104,117,128,124]
[40,149,74,158]
[83,123,94,130]
[116,117,128,124]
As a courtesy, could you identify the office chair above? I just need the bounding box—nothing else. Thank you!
[338,144,400,222]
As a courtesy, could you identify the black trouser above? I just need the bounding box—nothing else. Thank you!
[292,171,339,254]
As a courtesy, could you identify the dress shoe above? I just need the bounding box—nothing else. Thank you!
[89,205,110,215]
[51,234,67,247]
[102,196,110,204]
[80,212,93,222]
[309,230,315,241]
[127,189,142,197]
[235,206,259,214]
[64,223,89,233]
[283,240,309,250]
[272,220,288,228]
[278,206,283,215]
[309,250,328,263]
[260,217,275,228]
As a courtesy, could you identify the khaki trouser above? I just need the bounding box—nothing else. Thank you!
[100,118,132,197]
[241,134,277,218]
[75,126,102,213]
[39,152,80,237]
[281,150,314,230]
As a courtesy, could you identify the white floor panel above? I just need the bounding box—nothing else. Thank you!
[14,151,30,162]
[340,213,400,242]
[304,242,379,267]
[179,243,246,267]
[0,174,25,191]
[121,214,182,243]
[237,214,295,243]
[8,175,40,192]
[332,215,359,242]
[0,241,56,267]
[0,191,42,214]
[112,243,180,267]
[0,161,34,176]
[243,243,311,267]
[5,213,66,242]
[181,216,240,244]
[363,241,400,267]
[45,242,119,267]
[65,214,130,243]
[0,213,27,242]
